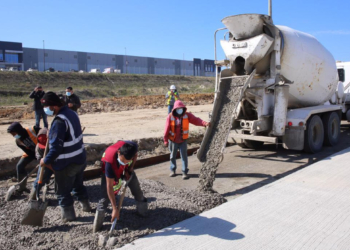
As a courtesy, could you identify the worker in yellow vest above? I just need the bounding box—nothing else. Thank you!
[164,100,210,179]
[7,122,40,194]
[165,85,180,114]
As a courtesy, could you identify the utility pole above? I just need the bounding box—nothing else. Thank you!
[43,40,46,72]
[125,47,128,74]
[183,53,185,76]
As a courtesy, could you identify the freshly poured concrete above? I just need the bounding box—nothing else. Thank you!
[121,147,350,249]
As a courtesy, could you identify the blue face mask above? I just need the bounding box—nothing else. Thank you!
[14,134,21,139]
[66,92,71,96]
[44,107,54,116]
[117,157,132,166]
[176,108,184,115]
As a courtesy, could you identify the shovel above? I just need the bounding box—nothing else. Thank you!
[21,139,50,227]
[99,173,133,247]
[5,165,39,202]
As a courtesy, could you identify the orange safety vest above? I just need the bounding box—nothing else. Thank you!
[167,91,179,105]
[169,114,189,141]
[21,127,38,158]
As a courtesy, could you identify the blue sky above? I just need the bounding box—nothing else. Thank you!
[2,0,349,61]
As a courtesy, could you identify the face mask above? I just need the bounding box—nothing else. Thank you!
[44,107,54,116]
[66,92,71,96]
[176,108,184,115]
[14,134,21,139]
[117,157,132,166]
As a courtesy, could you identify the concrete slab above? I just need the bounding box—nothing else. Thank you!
[120,147,350,250]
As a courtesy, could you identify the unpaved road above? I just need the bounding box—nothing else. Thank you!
[0,104,212,160]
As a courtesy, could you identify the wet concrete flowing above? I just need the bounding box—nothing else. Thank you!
[197,76,249,191]
[0,178,226,249]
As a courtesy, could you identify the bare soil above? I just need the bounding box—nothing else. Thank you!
[0,93,213,120]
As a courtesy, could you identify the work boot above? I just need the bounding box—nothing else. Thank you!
[28,187,36,201]
[136,198,148,217]
[182,173,189,180]
[17,174,30,193]
[169,171,176,177]
[61,205,76,223]
[79,200,92,212]
[93,209,105,233]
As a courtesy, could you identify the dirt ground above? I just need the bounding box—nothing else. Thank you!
[0,93,213,120]
[0,103,213,161]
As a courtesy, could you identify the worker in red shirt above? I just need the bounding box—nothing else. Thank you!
[93,140,147,233]
[164,100,210,180]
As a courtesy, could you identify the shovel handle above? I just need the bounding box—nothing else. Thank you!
[38,136,50,185]
[109,218,117,235]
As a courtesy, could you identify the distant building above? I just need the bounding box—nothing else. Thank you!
[0,41,215,77]
[0,41,24,70]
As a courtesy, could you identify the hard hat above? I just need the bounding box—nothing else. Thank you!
[170,85,176,90]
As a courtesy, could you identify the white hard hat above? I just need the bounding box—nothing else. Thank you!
[170,85,176,90]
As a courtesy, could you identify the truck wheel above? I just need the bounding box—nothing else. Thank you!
[244,140,264,149]
[304,115,324,153]
[322,112,340,146]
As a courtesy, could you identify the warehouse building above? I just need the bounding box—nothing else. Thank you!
[0,41,215,77]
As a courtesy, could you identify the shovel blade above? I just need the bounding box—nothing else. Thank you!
[21,200,48,227]
[5,185,16,201]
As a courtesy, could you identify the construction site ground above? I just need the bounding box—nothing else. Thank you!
[1,100,350,249]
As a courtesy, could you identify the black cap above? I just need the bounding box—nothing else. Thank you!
[7,122,24,133]
[37,86,42,89]
[66,86,73,90]
[41,91,63,107]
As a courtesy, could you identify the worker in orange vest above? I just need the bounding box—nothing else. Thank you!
[164,100,210,179]
[7,122,40,194]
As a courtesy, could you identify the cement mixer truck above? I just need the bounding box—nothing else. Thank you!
[197,13,350,164]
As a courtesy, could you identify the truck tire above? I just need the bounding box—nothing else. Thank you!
[322,112,340,146]
[304,115,324,153]
[244,140,264,149]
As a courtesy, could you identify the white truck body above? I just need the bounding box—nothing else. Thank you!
[90,68,100,73]
[210,14,350,153]
[102,67,114,74]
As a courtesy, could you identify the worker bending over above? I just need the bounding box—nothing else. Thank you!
[93,140,148,233]
[7,122,39,195]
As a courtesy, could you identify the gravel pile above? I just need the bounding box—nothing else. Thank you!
[0,178,226,250]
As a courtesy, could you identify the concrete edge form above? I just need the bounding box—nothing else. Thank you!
[120,147,350,249]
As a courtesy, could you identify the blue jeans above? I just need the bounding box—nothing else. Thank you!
[33,166,54,191]
[54,163,89,207]
[17,156,36,181]
[168,140,188,174]
[35,109,48,128]
[168,105,173,114]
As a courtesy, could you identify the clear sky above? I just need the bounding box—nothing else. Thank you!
[2,0,349,61]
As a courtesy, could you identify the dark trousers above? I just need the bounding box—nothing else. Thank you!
[17,156,36,181]
[35,109,48,128]
[55,163,89,207]
[33,166,54,191]
[97,172,145,211]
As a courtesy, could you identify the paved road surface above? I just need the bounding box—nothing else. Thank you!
[122,147,350,250]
